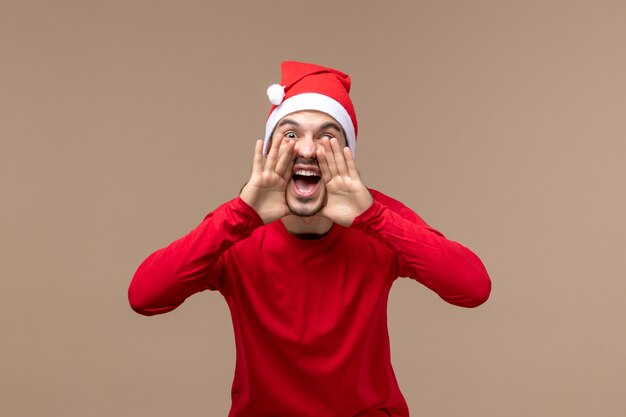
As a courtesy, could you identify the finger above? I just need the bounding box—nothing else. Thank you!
[268,133,284,153]
[316,144,332,184]
[281,152,296,181]
[252,139,263,175]
[343,146,359,178]
[275,140,295,177]
[330,138,347,176]
[322,138,339,178]
[265,136,282,171]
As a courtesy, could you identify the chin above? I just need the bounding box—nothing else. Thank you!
[286,193,325,217]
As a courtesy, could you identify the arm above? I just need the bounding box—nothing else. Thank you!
[129,137,296,316]
[317,138,490,308]
[352,195,491,308]
[128,197,263,316]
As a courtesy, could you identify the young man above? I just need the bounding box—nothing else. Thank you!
[129,61,491,417]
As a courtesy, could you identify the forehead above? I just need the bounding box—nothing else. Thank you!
[277,110,342,130]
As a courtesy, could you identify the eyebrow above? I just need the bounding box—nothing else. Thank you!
[276,119,342,132]
[277,118,300,128]
[318,122,342,133]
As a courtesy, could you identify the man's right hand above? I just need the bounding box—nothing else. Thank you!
[239,137,296,224]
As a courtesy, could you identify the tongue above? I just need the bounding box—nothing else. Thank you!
[294,176,318,195]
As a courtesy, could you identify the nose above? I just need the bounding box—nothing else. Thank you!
[294,135,317,159]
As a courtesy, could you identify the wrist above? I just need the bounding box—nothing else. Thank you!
[239,187,285,225]
[356,190,374,216]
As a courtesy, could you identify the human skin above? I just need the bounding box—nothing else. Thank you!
[239,110,373,235]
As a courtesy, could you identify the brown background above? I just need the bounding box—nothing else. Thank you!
[2,0,625,416]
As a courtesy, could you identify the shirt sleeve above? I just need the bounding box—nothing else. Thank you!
[128,197,264,316]
[351,195,491,308]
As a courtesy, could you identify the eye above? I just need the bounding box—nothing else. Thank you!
[284,131,297,139]
[320,133,334,140]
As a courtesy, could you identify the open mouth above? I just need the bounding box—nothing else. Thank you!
[292,170,321,197]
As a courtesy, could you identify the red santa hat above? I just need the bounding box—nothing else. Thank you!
[264,61,358,155]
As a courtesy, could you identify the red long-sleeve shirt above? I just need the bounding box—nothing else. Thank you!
[129,189,491,417]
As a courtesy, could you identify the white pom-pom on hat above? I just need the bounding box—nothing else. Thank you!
[266,84,285,105]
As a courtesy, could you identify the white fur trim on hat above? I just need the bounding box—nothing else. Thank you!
[263,93,356,156]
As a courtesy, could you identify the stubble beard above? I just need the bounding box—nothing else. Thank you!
[285,190,325,218]
[286,156,325,217]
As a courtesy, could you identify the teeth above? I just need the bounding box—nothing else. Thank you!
[294,170,319,176]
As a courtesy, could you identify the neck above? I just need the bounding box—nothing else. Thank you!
[281,214,334,236]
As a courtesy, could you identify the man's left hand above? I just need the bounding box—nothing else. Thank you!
[317,138,373,227]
